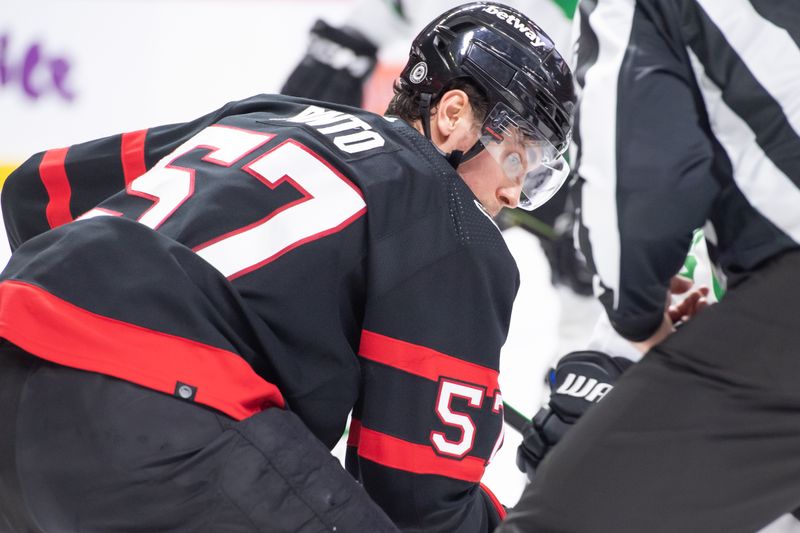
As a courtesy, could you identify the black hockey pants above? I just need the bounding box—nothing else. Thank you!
[0,342,398,533]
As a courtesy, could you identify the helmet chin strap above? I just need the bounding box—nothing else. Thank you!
[461,139,485,163]
[419,93,434,141]
[419,92,485,169]
[445,140,484,168]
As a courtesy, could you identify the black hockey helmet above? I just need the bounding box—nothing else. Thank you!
[397,2,577,210]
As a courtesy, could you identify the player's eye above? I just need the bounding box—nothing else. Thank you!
[503,152,525,182]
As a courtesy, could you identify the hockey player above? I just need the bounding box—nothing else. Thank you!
[0,3,575,532]
[500,0,800,531]
[282,0,603,360]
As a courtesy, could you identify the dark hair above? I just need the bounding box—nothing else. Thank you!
[385,78,490,125]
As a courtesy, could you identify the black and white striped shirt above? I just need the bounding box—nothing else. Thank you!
[573,0,800,341]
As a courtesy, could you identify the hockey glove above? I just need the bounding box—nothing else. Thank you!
[516,350,634,481]
[281,19,378,108]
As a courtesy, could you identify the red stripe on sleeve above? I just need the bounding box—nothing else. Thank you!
[0,280,284,420]
[347,418,362,447]
[357,425,486,483]
[358,330,499,390]
[121,129,148,184]
[480,483,507,520]
[39,147,73,228]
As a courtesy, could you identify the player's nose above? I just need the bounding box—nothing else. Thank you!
[497,184,521,211]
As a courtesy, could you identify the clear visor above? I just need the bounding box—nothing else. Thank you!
[478,103,571,211]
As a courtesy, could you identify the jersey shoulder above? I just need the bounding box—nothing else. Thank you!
[215,94,406,159]
[215,95,511,254]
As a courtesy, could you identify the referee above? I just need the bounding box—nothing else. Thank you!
[500,1,800,531]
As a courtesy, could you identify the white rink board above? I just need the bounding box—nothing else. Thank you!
[1,0,355,162]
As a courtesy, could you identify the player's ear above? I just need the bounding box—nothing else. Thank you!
[433,89,471,141]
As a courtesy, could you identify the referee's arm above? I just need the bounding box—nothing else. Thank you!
[572,0,718,342]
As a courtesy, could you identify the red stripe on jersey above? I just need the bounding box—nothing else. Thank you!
[347,418,362,447]
[357,425,486,483]
[121,129,148,184]
[0,280,284,420]
[358,330,499,390]
[39,147,73,228]
[480,483,507,520]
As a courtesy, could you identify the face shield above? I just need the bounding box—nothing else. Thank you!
[476,103,571,211]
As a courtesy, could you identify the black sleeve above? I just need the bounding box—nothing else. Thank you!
[347,236,518,531]
[1,95,281,250]
[2,135,128,250]
[573,0,719,341]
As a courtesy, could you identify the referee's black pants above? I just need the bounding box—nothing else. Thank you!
[0,343,397,533]
[501,249,800,533]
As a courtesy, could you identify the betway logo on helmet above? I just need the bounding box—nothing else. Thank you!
[483,6,547,48]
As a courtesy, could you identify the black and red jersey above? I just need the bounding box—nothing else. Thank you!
[0,94,518,531]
